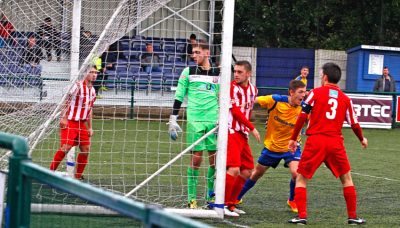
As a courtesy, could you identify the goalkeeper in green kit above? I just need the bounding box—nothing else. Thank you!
[168,41,220,209]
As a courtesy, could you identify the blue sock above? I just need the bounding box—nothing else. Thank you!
[289,179,296,201]
[237,179,256,200]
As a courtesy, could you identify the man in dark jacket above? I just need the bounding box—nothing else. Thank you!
[373,66,396,92]
[37,17,61,61]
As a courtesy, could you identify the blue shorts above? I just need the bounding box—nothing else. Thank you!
[257,146,301,168]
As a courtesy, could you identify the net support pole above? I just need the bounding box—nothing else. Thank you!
[66,0,82,176]
[215,0,235,218]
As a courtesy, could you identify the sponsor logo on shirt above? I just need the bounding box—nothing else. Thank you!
[329,89,338,98]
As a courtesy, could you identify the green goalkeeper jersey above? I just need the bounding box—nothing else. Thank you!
[175,65,220,122]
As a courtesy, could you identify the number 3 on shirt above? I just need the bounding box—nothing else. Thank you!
[326,98,338,119]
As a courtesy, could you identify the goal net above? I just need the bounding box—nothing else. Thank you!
[0,0,231,218]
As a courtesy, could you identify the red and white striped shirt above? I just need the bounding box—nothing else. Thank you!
[228,81,258,135]
[66,80,96,121]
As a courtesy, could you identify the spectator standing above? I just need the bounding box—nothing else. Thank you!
[20,33,42,66]
[373,66,396,92]
[185,33,196,62]
[0,14,15,46]
[37,17,61,61]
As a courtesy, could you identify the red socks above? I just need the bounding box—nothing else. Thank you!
[224,173,236,206]
[75,153,89,179]
[49,150,66,171]
[343,186,357,218]
[231,176,246,203]
[295,187,307,219]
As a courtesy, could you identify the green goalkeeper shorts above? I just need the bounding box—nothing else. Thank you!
[186,121,217,152]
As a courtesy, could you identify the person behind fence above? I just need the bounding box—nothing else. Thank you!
[37,17,61,62]
[0,13,15,46]
[167,41,219,209]
[373,66,396,92]
[141,42,161,73]
[49,66,98,180]
[80,29,95,62]
[20,33,42,67]
[184,33,196,62]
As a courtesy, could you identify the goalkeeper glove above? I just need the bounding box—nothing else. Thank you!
[167,115,182,140]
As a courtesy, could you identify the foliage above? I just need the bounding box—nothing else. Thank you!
[233,0,400,49]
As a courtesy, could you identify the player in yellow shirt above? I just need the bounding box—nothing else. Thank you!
[236,80,306,213]
[294,66,309,87]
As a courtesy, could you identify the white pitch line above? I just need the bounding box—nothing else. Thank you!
[351,172,400,182]
[222,219,249,228]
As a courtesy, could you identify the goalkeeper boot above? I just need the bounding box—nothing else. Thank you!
[348,218,366,225]
[188,200,198,209]
[287,199,298,213]
[288,217,307,225]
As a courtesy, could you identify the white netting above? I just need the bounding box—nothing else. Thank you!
[0,0,226,215]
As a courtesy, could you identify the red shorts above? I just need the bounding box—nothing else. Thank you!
[297,134,351,179]
[226,132,254,170]
[60,120,90,146]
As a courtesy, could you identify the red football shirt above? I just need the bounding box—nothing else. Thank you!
[303,84,358,136]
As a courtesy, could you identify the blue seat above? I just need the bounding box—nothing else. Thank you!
[8,64,24,74]
[134,72,149,91]
[105,75,118,89]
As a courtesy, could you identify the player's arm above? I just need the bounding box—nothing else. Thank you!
[288,93,313,152]
[255,94,288,104]
[347,100,368,148]
[168,68,189,140]
[59,88,75,129]
[87,111,94,137]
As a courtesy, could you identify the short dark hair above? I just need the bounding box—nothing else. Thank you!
[44,17,52,22]
[192,41,209,50]
[289,80,306,92]
[189,34,196,40]
[383,66,388,70]
[322,62,341,84]
[301,65,309,70]
[235,60,252,72]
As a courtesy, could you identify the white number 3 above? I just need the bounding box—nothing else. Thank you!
[326,98,338,119]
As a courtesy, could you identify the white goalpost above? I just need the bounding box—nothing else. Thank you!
[0,0,234,219]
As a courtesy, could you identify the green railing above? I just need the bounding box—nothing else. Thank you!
[2,131,210,228]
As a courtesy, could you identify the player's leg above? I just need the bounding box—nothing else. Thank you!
[287,173,308,225]
[237,147,279,201]
[50,143,73,170]
[50,122,76,170]
[205,122,217,201]
[230,137,253,208]
[186,121,206,208]
[224,132,242,213]
[289,135,324,224]
[284,146,301,213]
[75,122,91,179]
[340,173,366,224]
[326,137,365,225]
[206,151,215,201]
[76,144,90,179]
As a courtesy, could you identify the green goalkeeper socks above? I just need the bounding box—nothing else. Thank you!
[206,166,215,200]
[187,167,199,202]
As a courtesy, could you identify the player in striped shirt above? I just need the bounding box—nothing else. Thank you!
[49,66,98,179]
[288,62,368,225]
[236,80,307,214]
[224,61,260,216]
